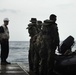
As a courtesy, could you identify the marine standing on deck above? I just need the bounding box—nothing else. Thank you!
[26,18,38,73]
[0,18,11,65]
[47,14,60,75]
[39,14,60,75]
[33,20,42,75]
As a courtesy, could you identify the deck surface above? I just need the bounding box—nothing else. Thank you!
[0,63,29,75]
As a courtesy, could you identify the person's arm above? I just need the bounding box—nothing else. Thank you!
[0,26,4,42]
[56,25,60,52]
[0,26,4,33]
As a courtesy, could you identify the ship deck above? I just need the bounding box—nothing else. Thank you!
[0,63,29,75]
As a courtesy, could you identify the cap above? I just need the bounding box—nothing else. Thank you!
[30,18,37,22]
[44,19,52,23]
[42,19,52,26]
[3,18,9,21]
[37,20,42,24]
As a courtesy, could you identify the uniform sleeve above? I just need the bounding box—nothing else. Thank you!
[55,25,60,46]
[0,26,4,33]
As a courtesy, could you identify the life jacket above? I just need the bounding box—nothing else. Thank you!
[0,25,9,40]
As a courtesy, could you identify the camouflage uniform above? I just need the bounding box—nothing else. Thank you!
[27,18,38,72]
[33,32,43,75]
[33,21,42,75]
[39,18,60,75]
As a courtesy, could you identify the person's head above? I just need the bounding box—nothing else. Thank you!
[37,20,42,25]
[37,20,42,30]
[3,18,9,26]
[49,14,57,22]
[30,18,37,23]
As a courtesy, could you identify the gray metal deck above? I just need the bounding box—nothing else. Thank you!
[0,63,29,75]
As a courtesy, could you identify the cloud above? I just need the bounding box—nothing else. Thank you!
[0,9,18,13]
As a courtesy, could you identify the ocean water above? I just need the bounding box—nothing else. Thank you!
[0,41,30,64]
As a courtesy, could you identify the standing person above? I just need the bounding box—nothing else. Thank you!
[33,20,43,75]
[26,18,38,73]
[0,18,11,65]
[47,14,60,75]
[37,20,42,33]
[39,14,60,75]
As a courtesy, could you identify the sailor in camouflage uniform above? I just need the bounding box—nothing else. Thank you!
[26,18,38,73]
[33,20,42,75]
[39,14,60,75]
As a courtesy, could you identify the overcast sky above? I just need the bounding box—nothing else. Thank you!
[0,0,76,41]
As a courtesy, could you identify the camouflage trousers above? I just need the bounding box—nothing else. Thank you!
[39,35,56,75]
[28,38,35,72]
[31,35,57,75]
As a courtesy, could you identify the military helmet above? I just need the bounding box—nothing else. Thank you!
[37,20,42,24]
[42,19,52,26]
